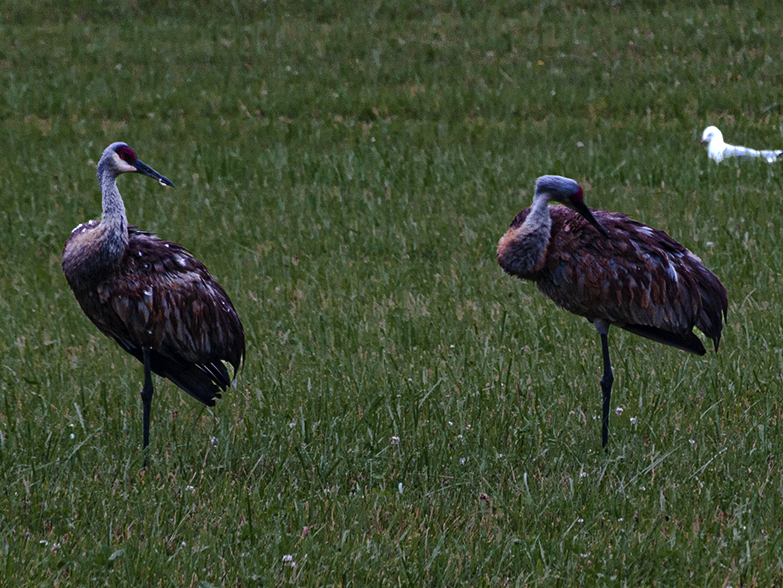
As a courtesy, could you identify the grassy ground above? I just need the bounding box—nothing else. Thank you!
[2,1,783,585]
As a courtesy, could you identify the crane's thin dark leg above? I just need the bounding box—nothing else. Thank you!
[141,348,154,465]
[599,332,614,449]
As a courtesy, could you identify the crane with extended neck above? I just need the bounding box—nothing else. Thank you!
[62,142,245,463]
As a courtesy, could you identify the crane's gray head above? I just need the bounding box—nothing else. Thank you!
[98,142,175,187]
[700,126,723,146]
[535,175,608,237]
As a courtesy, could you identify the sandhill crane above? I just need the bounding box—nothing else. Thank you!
[701,126,782,163]
[62,142,245,463]
[497,175,727,447]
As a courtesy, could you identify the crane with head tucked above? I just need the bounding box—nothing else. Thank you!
[497,175,727,447]
[62,142,245,463]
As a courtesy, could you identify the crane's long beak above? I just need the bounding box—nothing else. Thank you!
[699,139,708,146]
[572,201,609,237]
[134,160,175,187]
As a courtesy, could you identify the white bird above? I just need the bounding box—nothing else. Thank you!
[700,126,782,163]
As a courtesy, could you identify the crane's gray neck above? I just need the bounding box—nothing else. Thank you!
[525,191,553,235]
[97,164,129,261]
[497,192,552,278]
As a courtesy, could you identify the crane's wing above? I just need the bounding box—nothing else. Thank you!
[533,208,727,353]
[89,228,245,405]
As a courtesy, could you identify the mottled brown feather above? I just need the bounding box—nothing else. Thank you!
[63,223,245,406]
[502,206,728,353]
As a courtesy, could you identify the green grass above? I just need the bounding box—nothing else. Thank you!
[3,1,783,585]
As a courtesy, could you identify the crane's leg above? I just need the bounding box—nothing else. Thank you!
[141,348,154,465]
[595,320,614,448]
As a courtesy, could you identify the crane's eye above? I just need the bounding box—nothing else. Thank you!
[116,146,137,162]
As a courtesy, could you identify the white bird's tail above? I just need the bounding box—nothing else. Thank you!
[725,145,783,163]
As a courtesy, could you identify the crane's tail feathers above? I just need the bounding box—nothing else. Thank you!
[693,270,728,352]
[147,352,229,407]
[619,323,707,356]
[197,361,232,390]
[124,343,236,406]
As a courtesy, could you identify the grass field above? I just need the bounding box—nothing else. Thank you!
[3,1,783,585]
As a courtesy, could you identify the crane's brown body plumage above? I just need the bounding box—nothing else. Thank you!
[501,206,727,355]
[63,223,244,406]
[62,142,245,461]
[498,175,727,447]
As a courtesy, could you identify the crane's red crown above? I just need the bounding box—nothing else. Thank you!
[570,185,585,205]
[535,175,584,206]
[115,145,137,163]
